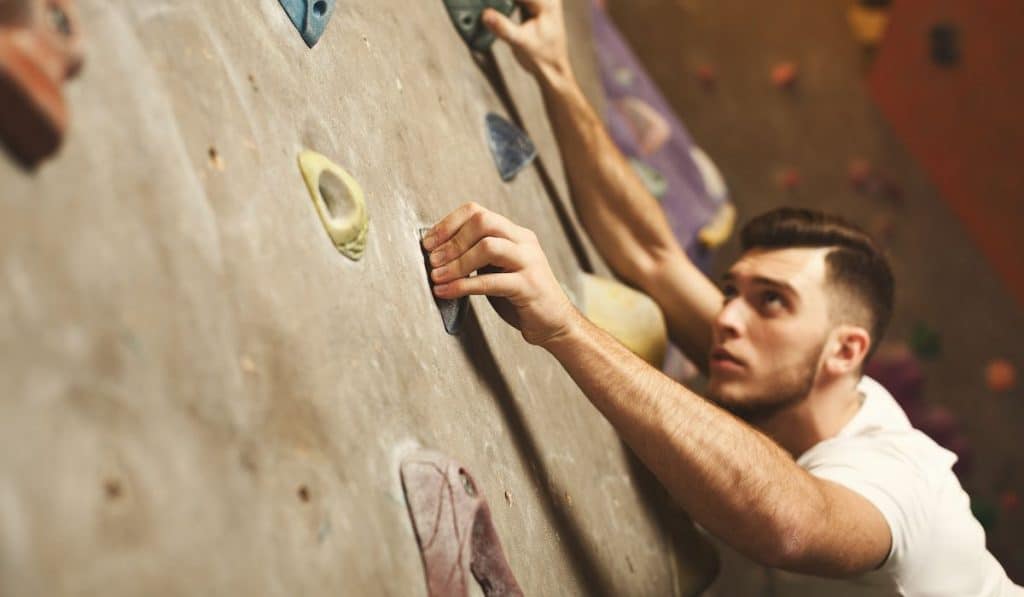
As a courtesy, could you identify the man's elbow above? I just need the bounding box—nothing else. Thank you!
[759,524,813,571]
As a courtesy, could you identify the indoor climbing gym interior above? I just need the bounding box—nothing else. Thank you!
[2,0,1023,595]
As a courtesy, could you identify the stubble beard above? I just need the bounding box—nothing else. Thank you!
[708,341,825,424]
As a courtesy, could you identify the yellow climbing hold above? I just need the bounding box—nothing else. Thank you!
[581,274,668,368]
[847,3,890,48]
[298,150,369,261]
[698,203,737,249]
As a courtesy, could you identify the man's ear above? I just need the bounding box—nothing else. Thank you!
[823,325,871,377]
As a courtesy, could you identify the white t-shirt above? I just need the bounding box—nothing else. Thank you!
[704,376,1021,597]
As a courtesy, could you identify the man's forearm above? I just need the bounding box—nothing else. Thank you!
[536,66,682,285]
[543,308,829,567]
[535,67,720,367]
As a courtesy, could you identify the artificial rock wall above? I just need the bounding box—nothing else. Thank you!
[0,0,716,595]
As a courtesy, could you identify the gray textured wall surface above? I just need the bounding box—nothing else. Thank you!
[0,1,715,595]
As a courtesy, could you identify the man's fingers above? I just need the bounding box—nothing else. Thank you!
[431,237,523,284]
[434,272,520,300]
[515,0,548,14]
[428,206,525,268]
[422,202,479,251]
[481,8,525,46]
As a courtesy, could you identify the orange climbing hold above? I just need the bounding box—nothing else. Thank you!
[847,3,890,48]
[985,358,1017,393]
[771,62,798,89]
[0,0,85,167]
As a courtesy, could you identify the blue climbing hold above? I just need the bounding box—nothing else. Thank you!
[485,113,537,182]
[279,0,335,48]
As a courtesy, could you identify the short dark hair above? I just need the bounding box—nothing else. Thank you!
[740,208,895,360]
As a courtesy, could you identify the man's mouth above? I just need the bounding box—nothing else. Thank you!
[710,347,745,368]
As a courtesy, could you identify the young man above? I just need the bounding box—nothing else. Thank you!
[421,1,1020,594]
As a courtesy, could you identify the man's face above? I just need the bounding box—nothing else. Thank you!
[707,247,835,422]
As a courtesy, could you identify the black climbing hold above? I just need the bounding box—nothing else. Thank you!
[443,0,516,52]
[279,0,335,48]
[420,229,468,335]
[930,23,960,68]
[485,113,537,182]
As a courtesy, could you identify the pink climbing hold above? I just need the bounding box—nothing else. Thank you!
[985,358,1017,393]
[771,62,799,89]
[400,450,524,597]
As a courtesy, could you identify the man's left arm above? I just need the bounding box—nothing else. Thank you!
[423,203,892,577]
[543,308,892,576]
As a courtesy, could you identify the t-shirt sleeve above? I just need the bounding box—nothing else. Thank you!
[800,432,943,567]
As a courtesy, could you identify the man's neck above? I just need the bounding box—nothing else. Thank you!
[755,377,866,458]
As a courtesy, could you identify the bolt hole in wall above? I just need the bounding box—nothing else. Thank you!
[104,479,122,500]
[318,170,357,222]
[313,1,327,17]
[297,485,310,503]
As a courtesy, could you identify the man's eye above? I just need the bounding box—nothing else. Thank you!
[762,291,785,307]
[722,284,738,301]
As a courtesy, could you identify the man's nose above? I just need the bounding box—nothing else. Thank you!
[713,298,746,340]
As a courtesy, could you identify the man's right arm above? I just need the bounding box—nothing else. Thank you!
[484,2,723,371]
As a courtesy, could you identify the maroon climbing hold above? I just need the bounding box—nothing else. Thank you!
[848,158,872,191]
[696,64,716,88]
[401,450,524,597]
[777,167,801,190]
[0,0,84,167]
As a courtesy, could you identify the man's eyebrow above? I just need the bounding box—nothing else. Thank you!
[721,273,800,297]
[751,276,799,297]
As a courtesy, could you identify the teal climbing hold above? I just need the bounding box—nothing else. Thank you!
[279,0,335,48]
[443,0,516,52]
[909,322,943,360]
[971,497,998,532]
[629,158,668,200]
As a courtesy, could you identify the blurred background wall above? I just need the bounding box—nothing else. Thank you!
[603,0,1024,584]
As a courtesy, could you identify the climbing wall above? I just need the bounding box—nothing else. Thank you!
[0,1,717,595]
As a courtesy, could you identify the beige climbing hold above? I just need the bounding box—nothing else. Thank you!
[581,274,668,368]
[298,150,369,260]
[698,203,737,249]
